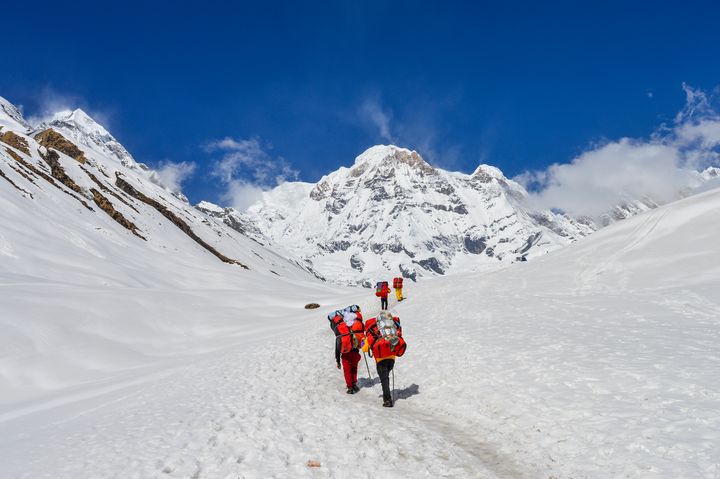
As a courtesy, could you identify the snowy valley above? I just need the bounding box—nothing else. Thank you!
[1,94,720,478]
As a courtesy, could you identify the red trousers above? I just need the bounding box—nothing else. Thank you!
[341,350,361,388]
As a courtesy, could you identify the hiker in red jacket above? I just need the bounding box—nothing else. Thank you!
[331,307,365,394]
[362,311,407,407]
[376,281,390,310]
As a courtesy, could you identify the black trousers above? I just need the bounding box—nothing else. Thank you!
[380,297,388,310]
[376,359,395,401]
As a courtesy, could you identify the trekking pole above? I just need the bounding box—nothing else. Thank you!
[392,369,395,403]
[362,351,373,380]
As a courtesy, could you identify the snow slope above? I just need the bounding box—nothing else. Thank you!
[1,96,329,407]
[2,172,719,477]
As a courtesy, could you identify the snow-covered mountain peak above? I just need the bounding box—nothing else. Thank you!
[354,144,416,164]
[196,200,225,214]
[472,163,506,181]
[50,108,111,138]
[37,108,137,168]
[247,145,596,285]
[0,96,30,131]
[351,144,435,175]
[702,166,720,179]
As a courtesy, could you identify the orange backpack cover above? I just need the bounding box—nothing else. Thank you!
[336,319,365,354]
[364,316,407,359]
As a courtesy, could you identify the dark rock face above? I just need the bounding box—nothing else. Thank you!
[196,204,267,245]
[515,232,541,255]
[350,254,364,271]
[414,257,445,274]
[309,180,331,200]
[453,204,469,214]
[222,214,252,237]
[322,240,351,252]
[464,235,487,254]
[399,264,417,281]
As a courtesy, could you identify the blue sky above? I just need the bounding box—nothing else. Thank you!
[2,0,720,209]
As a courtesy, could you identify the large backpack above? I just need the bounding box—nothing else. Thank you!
[392,277,403,289]
[328,310,343,333]
[336,315,365,354]
[375,281,389,297]
[365,313,407,359]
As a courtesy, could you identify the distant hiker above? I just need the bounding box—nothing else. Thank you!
[392,277,404,301]
[363,311,407,407]
[375,281,390,310]
[329,306,365,394]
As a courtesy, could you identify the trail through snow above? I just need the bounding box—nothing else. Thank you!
[2,189,720,478]
[1,293,515,479]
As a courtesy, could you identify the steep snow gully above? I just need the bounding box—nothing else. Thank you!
[3,187,720,478]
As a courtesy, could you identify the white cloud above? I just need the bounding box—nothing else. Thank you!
[519,140,692,217]
[675,120,720,149]
[207,137,299,210]
[515,84,720,218]
[152,161,196,193]
[221,180,266,211]
[359,97,394,142]
[26,87,111,128]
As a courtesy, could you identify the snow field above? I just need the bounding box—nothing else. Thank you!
[2,96,720,478]
[1,292,500,478]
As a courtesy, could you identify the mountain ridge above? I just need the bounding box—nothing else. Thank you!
[244,144,595,285]
[0,96,322,286]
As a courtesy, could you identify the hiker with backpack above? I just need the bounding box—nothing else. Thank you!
[329,306,365,394]
[375,281,390,310]
[392,277,404,301]
[362,311,407,407]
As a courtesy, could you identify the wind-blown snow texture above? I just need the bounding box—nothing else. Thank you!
[2,96,720,478]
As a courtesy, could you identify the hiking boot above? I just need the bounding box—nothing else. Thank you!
[383,399,394,407]
[346,387,355,394]
[352,384,360,393]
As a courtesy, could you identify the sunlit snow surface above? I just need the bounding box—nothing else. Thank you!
[2,179,720,477]
[2,96,719,477]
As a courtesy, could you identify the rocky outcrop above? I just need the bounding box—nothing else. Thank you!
[83,167,140,213]
[39,148,83,194]
[36,148,93,210]
[0,131,30,155]
[90,188,145,240]
[35,129,87,164]
[115,174,248,268]
[0,166,33,198]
